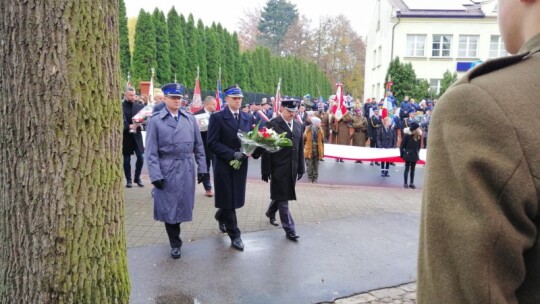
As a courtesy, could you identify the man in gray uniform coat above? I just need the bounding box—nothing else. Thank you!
[145,83,208,259]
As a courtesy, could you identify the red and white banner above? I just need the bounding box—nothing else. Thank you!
[331,83,348,120]
[191,67,203,113]
[324,144,426,164]
[273,78,281,117]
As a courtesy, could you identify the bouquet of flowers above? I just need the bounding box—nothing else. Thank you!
[130,104,154,133]
[230,123,293,169]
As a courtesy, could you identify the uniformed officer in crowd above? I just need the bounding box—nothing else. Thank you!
[145,83,208,259]
[368,107,382,165]
[418,1,540,302]
[207,84,257,251]
[261,97,305,241]
[122,87,145,188]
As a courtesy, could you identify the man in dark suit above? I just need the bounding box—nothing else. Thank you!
[207,85,256,251]
[194,96,217,197]
[297,104,307,124]
[261,98,305,241]
[122,87,145,188]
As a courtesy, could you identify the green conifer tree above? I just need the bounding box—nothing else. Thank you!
[196,19,208,89]
[167,8,186,84]
[152,9,172,85]
[131,10,157,89]
[118,0,131,79]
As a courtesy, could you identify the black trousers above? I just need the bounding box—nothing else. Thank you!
[380,162,390,171]
[267,200,296,234]
[215,208,241,239]
[123,145,144,182]
[369,136,377,148]
[164,222,182,248]
[404,161,417,184]
[201,154,213,190]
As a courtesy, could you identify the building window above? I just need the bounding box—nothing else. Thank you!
[376,0,381,31]
[373,49,377,69]
[406,34,426,57]
[458,35,479,58]
[378,46,382,66]
[489,35,508,58]
[432,34,452,57]
[430,79,441,95]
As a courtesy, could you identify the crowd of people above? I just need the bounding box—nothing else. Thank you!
[120,2,540,301]
[122,82,431,258]
[122,83,306,258]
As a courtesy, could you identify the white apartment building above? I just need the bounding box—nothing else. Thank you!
[364,0,506,100]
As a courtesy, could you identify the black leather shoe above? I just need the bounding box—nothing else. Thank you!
[409,184,416,189]
[404,184,409,189]
[135,180,144,187]
[231,238,244,251]
[126,181,132,188]
[265,211,279,226]
[286,232,300,241]
[171,247,181,259]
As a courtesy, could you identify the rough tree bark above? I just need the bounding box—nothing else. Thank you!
[0,0,130,303]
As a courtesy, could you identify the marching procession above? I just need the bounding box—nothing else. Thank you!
[122,77,429,259]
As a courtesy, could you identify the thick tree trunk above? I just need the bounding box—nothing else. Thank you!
[0,1,130,303]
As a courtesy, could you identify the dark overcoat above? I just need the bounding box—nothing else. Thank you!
[261,116,305,201]
[399,128,421,162]
[367,115,382,140]
[207,109,255,209]
[145,108,207,223]
[376,126,397,149]
[122,100,144,155]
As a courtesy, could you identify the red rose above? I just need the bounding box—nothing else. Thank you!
[260,128,267,133]
[263,133,270,138]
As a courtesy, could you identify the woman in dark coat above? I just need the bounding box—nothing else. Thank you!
[400,121,422,189]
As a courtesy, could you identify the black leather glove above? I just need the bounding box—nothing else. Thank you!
[233,152,248,161]
[261,174,270,183]
[251,147,265,159]
[152,179,164,189]
[297,173,303,180]
[197,173,209,184]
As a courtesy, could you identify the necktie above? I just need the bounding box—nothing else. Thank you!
[234,113,239,121]
[287,122,292,129]
[173,116,178,122]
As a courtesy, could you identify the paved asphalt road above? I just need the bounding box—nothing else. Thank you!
[134,156,424,189]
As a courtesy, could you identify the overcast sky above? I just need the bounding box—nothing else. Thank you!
[125,0,377,37]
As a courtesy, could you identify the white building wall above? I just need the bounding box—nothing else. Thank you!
[363,0,396,100]
[363,0,503,101]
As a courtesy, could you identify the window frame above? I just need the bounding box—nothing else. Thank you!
[489,35,508,58]
[458,35,479,58]
[406,34,426,57]
[432,34,453,57]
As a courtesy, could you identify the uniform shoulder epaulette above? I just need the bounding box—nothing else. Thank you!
[151,111,160,117]
[469,52,529,80]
